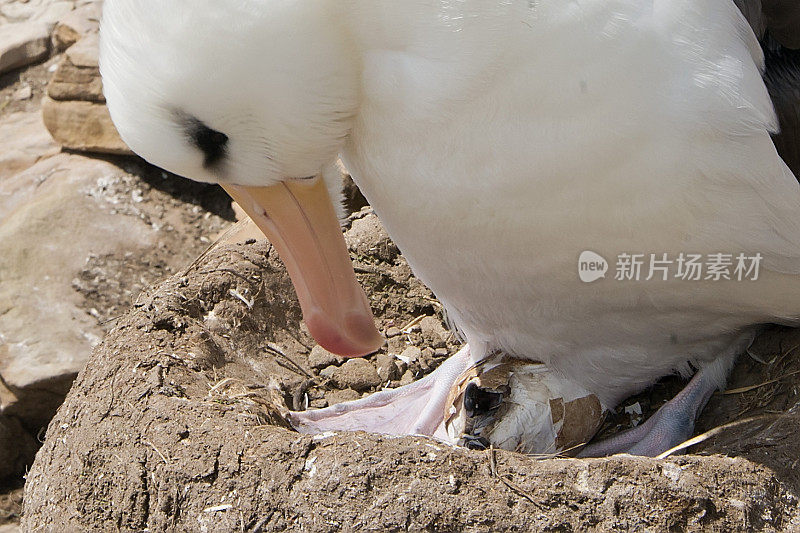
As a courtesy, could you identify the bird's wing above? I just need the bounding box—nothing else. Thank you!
[652,0,800,299]
[762,0,800,49]
[763,39,800,179]
[735,0,800,48]
[735,0,800,177]
[677,0,800,285]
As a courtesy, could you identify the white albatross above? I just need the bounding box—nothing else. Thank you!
[99,0,800,456]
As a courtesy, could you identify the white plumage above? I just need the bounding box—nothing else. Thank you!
[343,0,800,405]
[100,0,800,454]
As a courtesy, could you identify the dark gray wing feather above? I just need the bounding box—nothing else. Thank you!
[736,0,800,178]
[763,39,800,177]
[736,0,800,48]
[762,0,800,49]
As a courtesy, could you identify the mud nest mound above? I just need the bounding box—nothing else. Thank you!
[22,209,800,531]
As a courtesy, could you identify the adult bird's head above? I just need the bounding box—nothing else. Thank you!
[99,0,384,357]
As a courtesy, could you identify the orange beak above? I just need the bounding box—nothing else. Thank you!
[222,179,384,357]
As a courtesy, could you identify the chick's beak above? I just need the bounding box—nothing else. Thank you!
[223,179,384,357]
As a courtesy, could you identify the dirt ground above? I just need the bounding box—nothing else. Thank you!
[0,159,235,519]
[0,58,241,531]
[0,54,58,117]
[0,164,235,530]
[67,154,237,331]
[20,205,800,531]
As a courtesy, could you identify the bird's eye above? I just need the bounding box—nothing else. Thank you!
[180,114,229,168]
[463,382,504,418]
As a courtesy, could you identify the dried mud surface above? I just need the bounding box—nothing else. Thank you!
[21,209,800,531]
[68,155,236,331]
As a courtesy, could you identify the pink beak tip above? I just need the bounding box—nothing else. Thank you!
[305,311,385,358]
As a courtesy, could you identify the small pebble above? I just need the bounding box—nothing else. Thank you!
[394,356,408,375]
[13,84,32,101]
[419,316,448,348]
[386,326,402,338]
[376,352,400,381]
[331,359,382,391]
[325,388,361,405]
[307,388,324,401]
[319,365,338,380]
[400,346,421,364]
[419,357,431,373]
[308,345,343,370]
[399,369,415,386]
[387,336,406,354]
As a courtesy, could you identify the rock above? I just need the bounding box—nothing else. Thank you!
[347,213,398,262]
[419,315,449,348]
[309,398,328,409]
[43,34,132,154]
[385,326,401,338]
[51,2,99,51]
[386,336,407,356]
[331,359,381,392]
[399,369,415,386]
[46,34,103,101]
[0,110,59,181]
[0,22,49,75]
[0,155,146,427]
[418,351,433,373]
[318,365,337,380]
[0,0,75,29]
[393,355,408,375]
[325,388,361,406]
[399,346,422,365]
[12,83,31,100]
[0,153,230,432]
[41,96,130,154]
[331,358,382,392]
[307,345,341,371]
[376,352,400,382]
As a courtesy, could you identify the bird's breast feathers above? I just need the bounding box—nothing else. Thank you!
[341,0,800,398]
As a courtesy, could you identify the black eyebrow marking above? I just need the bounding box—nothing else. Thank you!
[175,111,229,168]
